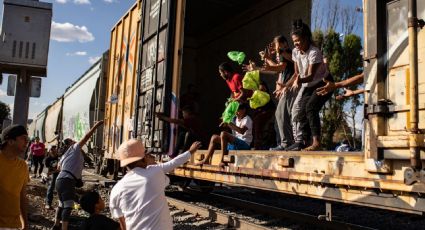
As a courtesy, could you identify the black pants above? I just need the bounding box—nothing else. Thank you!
[33,155,45,175]
[55,178,76,221]
[298,82,333,142]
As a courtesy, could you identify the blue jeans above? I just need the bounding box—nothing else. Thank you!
[227,137,250,150]
[46,172,58,205]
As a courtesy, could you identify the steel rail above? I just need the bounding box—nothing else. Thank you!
[167,196,272,230]
[208,192,376,230]
[171,189,377,230]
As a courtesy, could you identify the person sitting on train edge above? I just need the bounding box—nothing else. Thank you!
[219,62,250,102]
[52,120,104,230]
[156,105,207,158]
[109,139,202,230]
[197,103,253,166]
[0,125,30,230]
[80,191,120,230]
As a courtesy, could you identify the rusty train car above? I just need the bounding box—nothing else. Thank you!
[32,0,425,215]
[100,0,425,214]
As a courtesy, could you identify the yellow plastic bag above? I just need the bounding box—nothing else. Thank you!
[243,70,260,90]
[249,90,270,109]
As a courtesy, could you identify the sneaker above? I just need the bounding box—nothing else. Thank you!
[285,142,305,151]
[269,145,286,151]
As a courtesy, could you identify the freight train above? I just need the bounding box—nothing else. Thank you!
[30,0,425,215]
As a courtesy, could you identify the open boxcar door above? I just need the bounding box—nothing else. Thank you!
[134,0,183,153]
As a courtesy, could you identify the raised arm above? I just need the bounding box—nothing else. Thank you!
[156,113,185,126]
[158,141,201,173]
[78,121,104,148]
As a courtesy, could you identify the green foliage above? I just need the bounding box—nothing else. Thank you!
[318,30,363,149]
[343,34,363,76]
[0,101,11,125]
[312,30,324,49]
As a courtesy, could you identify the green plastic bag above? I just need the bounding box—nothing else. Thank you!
[243,70,260,90]
[249,90,270,109]
[227,51,246,65]
[222,100,239,123]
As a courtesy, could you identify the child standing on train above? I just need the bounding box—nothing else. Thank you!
[285,19,333,151]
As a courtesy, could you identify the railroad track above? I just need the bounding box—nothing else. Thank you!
[167,189,376,230]
[168,196,271,230]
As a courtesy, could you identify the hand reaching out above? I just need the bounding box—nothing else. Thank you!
[189,141,202,154]
[316,78,336,96]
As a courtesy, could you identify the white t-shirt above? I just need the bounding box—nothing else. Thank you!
[232,115,253,145]
[292,45,328,87]
[109,151,191,230]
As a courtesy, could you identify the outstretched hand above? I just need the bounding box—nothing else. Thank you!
[189,141,202,154]
[336,88,354,100]
[316,78,336,96]
[242,60,256,72]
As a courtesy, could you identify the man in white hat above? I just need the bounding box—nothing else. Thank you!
[109,139,201,230]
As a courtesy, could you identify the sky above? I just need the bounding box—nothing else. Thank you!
[0,0,135,120]
[0,0,363,121]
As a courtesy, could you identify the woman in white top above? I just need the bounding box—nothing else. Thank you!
[285,19,333,151]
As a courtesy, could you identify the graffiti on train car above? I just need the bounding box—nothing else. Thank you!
[63,112,89,141]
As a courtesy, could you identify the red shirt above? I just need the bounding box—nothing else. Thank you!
[225,73,243,99]
[30,142,45,157]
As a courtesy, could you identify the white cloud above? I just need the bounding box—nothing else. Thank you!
[74,0,91,4]
[89,56,101,64]
[51,21,95,43]
[55,0,92,4]
[66,51,87,56]
[103,0,116,3]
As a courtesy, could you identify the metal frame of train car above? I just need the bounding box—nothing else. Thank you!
[102,0,425,214]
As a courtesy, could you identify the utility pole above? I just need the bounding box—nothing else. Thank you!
[0,0,52,127]
[13,69,31,126]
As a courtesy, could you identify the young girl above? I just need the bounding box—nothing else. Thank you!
[285,19,333,151]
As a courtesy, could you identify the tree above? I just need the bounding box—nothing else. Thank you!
[342,34,363,149]
[325,0,341,31]
[314,31,363,150]
[0,101,11,127]
[341,6,360,35]
[320,30,346,149]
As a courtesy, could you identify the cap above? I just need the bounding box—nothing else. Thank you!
[1,125,28,143]
[117,139,145,167]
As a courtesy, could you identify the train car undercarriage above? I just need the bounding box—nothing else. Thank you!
[169,150,425,215]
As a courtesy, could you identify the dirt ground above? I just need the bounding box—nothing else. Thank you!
[27,177,98,230]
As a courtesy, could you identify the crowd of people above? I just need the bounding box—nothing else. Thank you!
[168,19,364,165]
[0,19,366,230]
